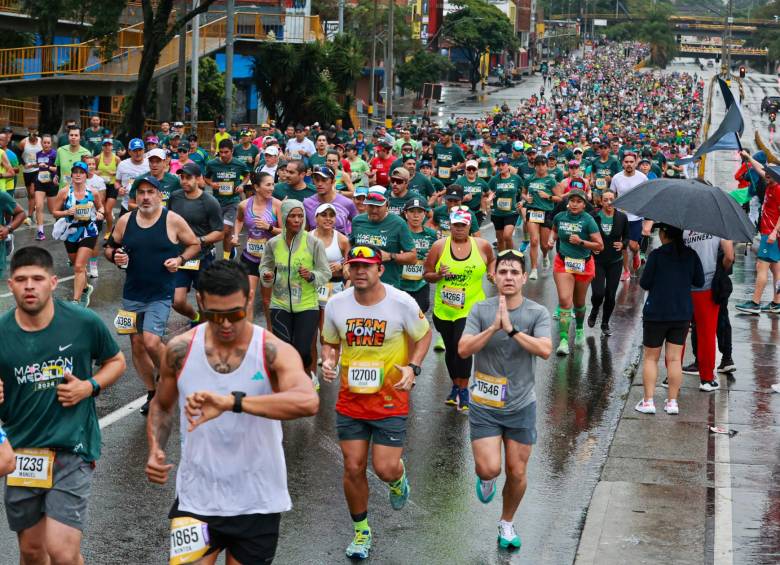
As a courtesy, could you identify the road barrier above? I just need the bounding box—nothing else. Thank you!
[754,131,780,164]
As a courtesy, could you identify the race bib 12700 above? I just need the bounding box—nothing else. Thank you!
[347,361,384,394]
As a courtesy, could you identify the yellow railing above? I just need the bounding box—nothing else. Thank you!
[0,97,39,128]
[0,12,322,81]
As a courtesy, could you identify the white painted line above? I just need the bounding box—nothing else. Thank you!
[99,395,148,429]
[714,391,733,565]
[0,274,75,298]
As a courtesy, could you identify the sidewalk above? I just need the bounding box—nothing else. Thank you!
[575,75,780,564]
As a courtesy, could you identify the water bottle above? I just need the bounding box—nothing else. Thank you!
[117,246,129,270]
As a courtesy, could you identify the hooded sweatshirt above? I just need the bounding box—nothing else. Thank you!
[259,199,331,313]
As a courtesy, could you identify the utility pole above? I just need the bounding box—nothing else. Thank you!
[177,0,187,121]
[338,0,344,33]
[369,0,377,120]
[725,0,733,76]
[225,0,235,127]
[387,0,394,126]
[191,0,200,128]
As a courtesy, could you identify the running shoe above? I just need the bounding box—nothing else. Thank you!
[574,328,585,346]
[140,390,156,416]
[735,300,761,315]
[620,269,630,282]
[634,398,656,414]
[772,383,780,394]
[310,371,320,392]
[79,284,94,308]
[682,361,699,376]
[543,256,550,270]
[345,529,372,560]
[529,268,538,280]
[664,399,679,415]
[587,309,598,328]
[476,477,496,504]
[661,377,669,388]
[699,380,720,392]
[88,261,99,279]
[458,387,470,412]
[497,521,521,549]
[35,229,45,241]
[388,462,410,510]
[23,217,31,226]
[760,302,780,315]
[434,334,446,351]
[556,338,569,356]
[445,384,459,406]
[519,241,530,253]
[600,322,612,336]
[717,357,736,373]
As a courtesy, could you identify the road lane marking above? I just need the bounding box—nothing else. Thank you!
[713,391,733,565]
[0,275,76,298]
[99,395,148,429]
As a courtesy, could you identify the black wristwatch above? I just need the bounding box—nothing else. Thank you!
[507,327,520,338]
[198,236,206,247]
[408,363,422,377]
[88,377,101,397]
[231,391,246,413]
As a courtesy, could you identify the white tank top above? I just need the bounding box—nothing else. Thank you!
[22,138,42,171]
[175,324,292,516]
[323,231,344,263]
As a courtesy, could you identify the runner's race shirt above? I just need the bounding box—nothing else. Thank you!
[524,175,557,212]
[553,210,599,260]
[0,301,120,462]
[205,158,250,205]
[349,213,415,287]
[488,174,523,216]
[454,176,489,214]
[399,227,438,293]
[323,285,430,420]
[233,144,259,168]
[434,144,465,182]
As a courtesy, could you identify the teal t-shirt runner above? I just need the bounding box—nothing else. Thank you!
[525,175,557,212]
[591,157,620,191]
[0,301,120,462]
[400,227,438,293]
[432,205,479,235]
[488,173,523,217]
[387,190,424,216]
[233,144,259,168]
[454,176,489,214]
[205,157,250,205]
[350,213,415,287]
[273,182,316,201]
[434,144,465,182]
[553,210,599,260]
[129,172,182,207]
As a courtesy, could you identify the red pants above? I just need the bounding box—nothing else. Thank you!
[691,290,720,382]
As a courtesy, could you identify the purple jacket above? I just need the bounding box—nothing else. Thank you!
[303,193,358,235]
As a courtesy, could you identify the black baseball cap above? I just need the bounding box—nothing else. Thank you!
[444,186,464,200]
[403,197,429,212]
[177,162,202,176]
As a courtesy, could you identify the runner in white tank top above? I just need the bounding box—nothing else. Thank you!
[20,131,43,222]
[145,260,319,564]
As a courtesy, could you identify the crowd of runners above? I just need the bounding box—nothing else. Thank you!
[0,40,778,564]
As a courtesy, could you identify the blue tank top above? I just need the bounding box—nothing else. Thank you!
[122,208,179,302]
[242,196,276,264]
[64,186,98,242]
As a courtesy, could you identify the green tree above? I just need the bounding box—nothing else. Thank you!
[324,33,364,115]
[120,0,220,138]
[443,0,517,91]
[397,50,453,98]
[604,22,633,42]
[629,1,677,68]
[171,56,226,121]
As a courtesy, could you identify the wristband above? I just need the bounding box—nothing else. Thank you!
[231,391,246,413]
[88,377,101,397]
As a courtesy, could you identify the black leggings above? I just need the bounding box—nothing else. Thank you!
[433,315,471,382]
[591,260,622,324]
[270,308,320,368]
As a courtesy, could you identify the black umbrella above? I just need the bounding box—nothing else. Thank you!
[612,178,754,242]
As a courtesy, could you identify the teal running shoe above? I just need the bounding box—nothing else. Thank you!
[498,521,521,549]
[475,476,496,504]
[346,529,372,559]
[389,461,410,510]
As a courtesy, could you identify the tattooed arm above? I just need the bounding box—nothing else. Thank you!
[145,332,190,484]
[184,333,319,430]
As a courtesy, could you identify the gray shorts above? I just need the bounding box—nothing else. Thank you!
[4,452,94,532]
[221,202,238,226]
[335,413,407,447]
[469,401,537,445]
[121,298,171,337]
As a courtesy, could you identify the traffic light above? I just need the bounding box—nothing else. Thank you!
[739,66,746,78]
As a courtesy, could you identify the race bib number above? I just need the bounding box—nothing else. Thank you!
[246,238,266,258]
[217,182,234,196]
[7,448,55,489]
[497,197,512,211]
[564,256,586,274]
[601,222,613,236]
[114,309,137,335]
[169,516,210,565]
[478,168,488,177]
[595,178,607,190]
[179,258,200,271]
[347,361,384,394]
[402,262,424,281]
[528,210,545,223]
[440,286,466,309]
[317,283,333,303]
[290,284,302,304]
[438,166,451,179]
[37,171,51,183]
[472,372,508,408]
[74,203,92,222]
[666,167,676,177]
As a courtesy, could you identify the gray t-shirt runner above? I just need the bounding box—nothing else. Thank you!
[167,190,224,257]
[464,296,551,413]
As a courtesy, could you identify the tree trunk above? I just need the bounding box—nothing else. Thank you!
[122,38,163,138]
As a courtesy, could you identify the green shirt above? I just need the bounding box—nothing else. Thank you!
[54,145,92,188]
[433,144,465,182]
[233,144,259,169]
[204,157,250,204]
[399,227,438,292]
[273,182,316,201]
[83,127,108,154]
[0,190,16,277]
[488,173,523,216]
[0,300,120,462]
[432,204,479,235]
[591,157,620,189]
[454,176,489,213]
[350,213,415,288]
[518,163,536,183]
[309,152,328,168]
[347,158,370,187]
[524,174,558,212]
[189,148,209,169]
[408,172,435,198]
[553,210,599,260]
[129,172,182,206]
[475,149,494,180]
[387,189,424,216]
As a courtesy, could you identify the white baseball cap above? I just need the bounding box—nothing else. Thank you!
[264,146,279,156]
[146,148,167,160]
